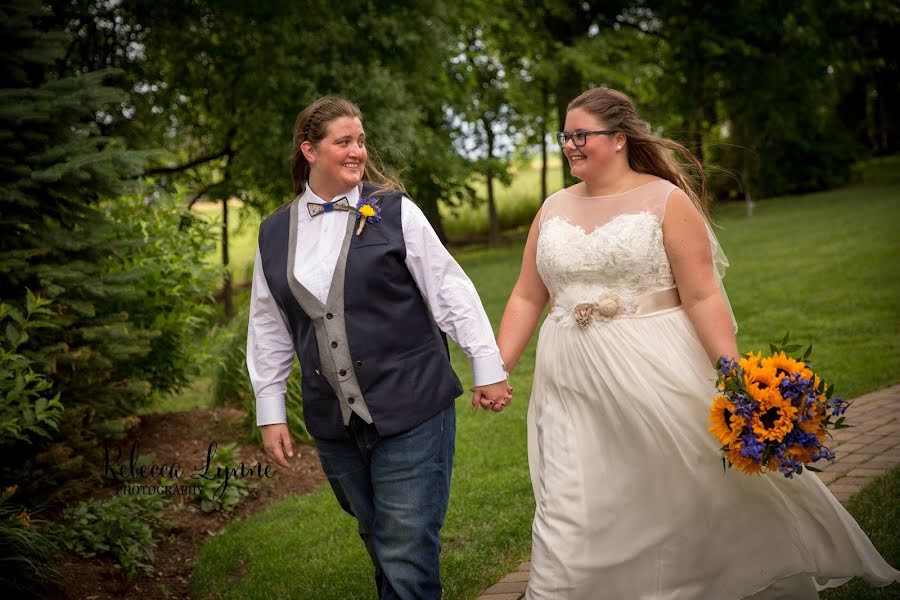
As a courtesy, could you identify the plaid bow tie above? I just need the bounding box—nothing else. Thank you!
[307,196,351,218]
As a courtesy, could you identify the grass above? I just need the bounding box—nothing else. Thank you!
[190,157,899,599]
[820,466,900,599]
[710,160,900,398]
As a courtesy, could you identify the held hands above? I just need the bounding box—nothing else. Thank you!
[260,423,294,468]
[471,379,513,413]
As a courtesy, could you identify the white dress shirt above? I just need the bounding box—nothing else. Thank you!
[247,184,506,426]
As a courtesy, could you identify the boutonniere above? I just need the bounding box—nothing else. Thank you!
[352,197,382,236]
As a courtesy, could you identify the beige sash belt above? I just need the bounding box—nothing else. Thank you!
[551,287,681,328]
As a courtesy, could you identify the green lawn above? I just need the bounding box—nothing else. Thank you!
[820,467,900,599]
[190,158,899,599]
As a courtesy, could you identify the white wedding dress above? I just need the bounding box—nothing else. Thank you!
[526,179,899,599]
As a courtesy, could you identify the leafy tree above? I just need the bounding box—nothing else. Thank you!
[45,0,483,253]
[530,1,629,186]
[447,9,519,246]
[830,0,900,156]
[710,1,859,198]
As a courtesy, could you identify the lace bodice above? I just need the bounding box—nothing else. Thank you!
[536,179,678,310]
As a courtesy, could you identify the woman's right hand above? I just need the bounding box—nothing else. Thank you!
[261,423,294,468]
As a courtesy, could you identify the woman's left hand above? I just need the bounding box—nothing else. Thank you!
[471,381,513,412]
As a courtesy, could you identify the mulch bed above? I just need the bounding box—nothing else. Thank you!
[46,408,327,599]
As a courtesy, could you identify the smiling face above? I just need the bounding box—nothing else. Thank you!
[562,107,623,182]
[305,116,367,198]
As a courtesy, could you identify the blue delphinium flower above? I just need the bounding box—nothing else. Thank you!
[718,356,739,378]
[813,447,836,462]
[732,391,758,421]
[829,397,849,417]
[739,434,766,462]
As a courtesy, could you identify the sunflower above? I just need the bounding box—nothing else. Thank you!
[709,395,746,446]
[762,351,811,380]
[798,406,825,435]
[743,361,785,403]
[752,394,798,442]
[739,352,762,373]
[782,444,816,465]
[726,445,764,475]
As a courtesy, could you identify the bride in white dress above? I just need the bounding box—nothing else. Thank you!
[492,87,900,599]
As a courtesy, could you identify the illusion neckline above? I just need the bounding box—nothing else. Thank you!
[561,178,667,199]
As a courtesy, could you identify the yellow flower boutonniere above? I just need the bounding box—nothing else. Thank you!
[353,197,382,236]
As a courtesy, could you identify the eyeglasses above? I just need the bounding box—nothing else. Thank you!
[556,130,617,148]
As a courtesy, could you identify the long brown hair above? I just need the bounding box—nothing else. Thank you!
[568,87,709,219]
[290,96,403,196]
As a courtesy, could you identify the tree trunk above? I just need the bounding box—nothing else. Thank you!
[540,85,549,202]
[484,119,499,247]
[486,172,499,247]
[486,138,500,248]
[692,115,704,165]
[556,67,582,188]
[420,197,448,244]
[221,197,234,318]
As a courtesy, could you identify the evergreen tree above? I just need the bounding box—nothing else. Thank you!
[0,0,217,494]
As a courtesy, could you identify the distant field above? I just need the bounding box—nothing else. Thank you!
[193,199,260,286]
[439,158,565,239]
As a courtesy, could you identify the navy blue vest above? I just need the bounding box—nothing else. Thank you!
[258,184,463,440]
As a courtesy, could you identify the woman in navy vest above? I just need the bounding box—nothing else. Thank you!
[247,96,511,599]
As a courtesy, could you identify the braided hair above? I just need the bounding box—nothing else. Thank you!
[290,96,402,196]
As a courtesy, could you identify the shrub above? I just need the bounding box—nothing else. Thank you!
[194,442,254,513]
[0,292,64,446]
[59,492,165,579]
[0,486,60,598]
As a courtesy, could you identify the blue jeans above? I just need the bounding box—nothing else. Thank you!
[315,405,455,600]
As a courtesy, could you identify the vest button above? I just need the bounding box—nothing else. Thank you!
[347,397,355,404]
[326,313,333,319]
[339,369,347,376]
[355,360,363,368]
[331,341,338,348]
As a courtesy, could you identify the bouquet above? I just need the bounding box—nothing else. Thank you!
[708,334,850,477]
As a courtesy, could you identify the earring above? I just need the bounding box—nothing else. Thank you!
[616,146,622,151]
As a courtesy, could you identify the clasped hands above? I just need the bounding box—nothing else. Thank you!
[262,380,514,469]
[471,379,513,413]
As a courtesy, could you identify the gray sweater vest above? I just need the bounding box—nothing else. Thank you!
[258,184,463,440]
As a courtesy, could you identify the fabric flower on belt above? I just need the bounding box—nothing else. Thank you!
[572,303,595,327]
[354,197,382,236]
[593,292,622,319]
[572,291,624,327]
